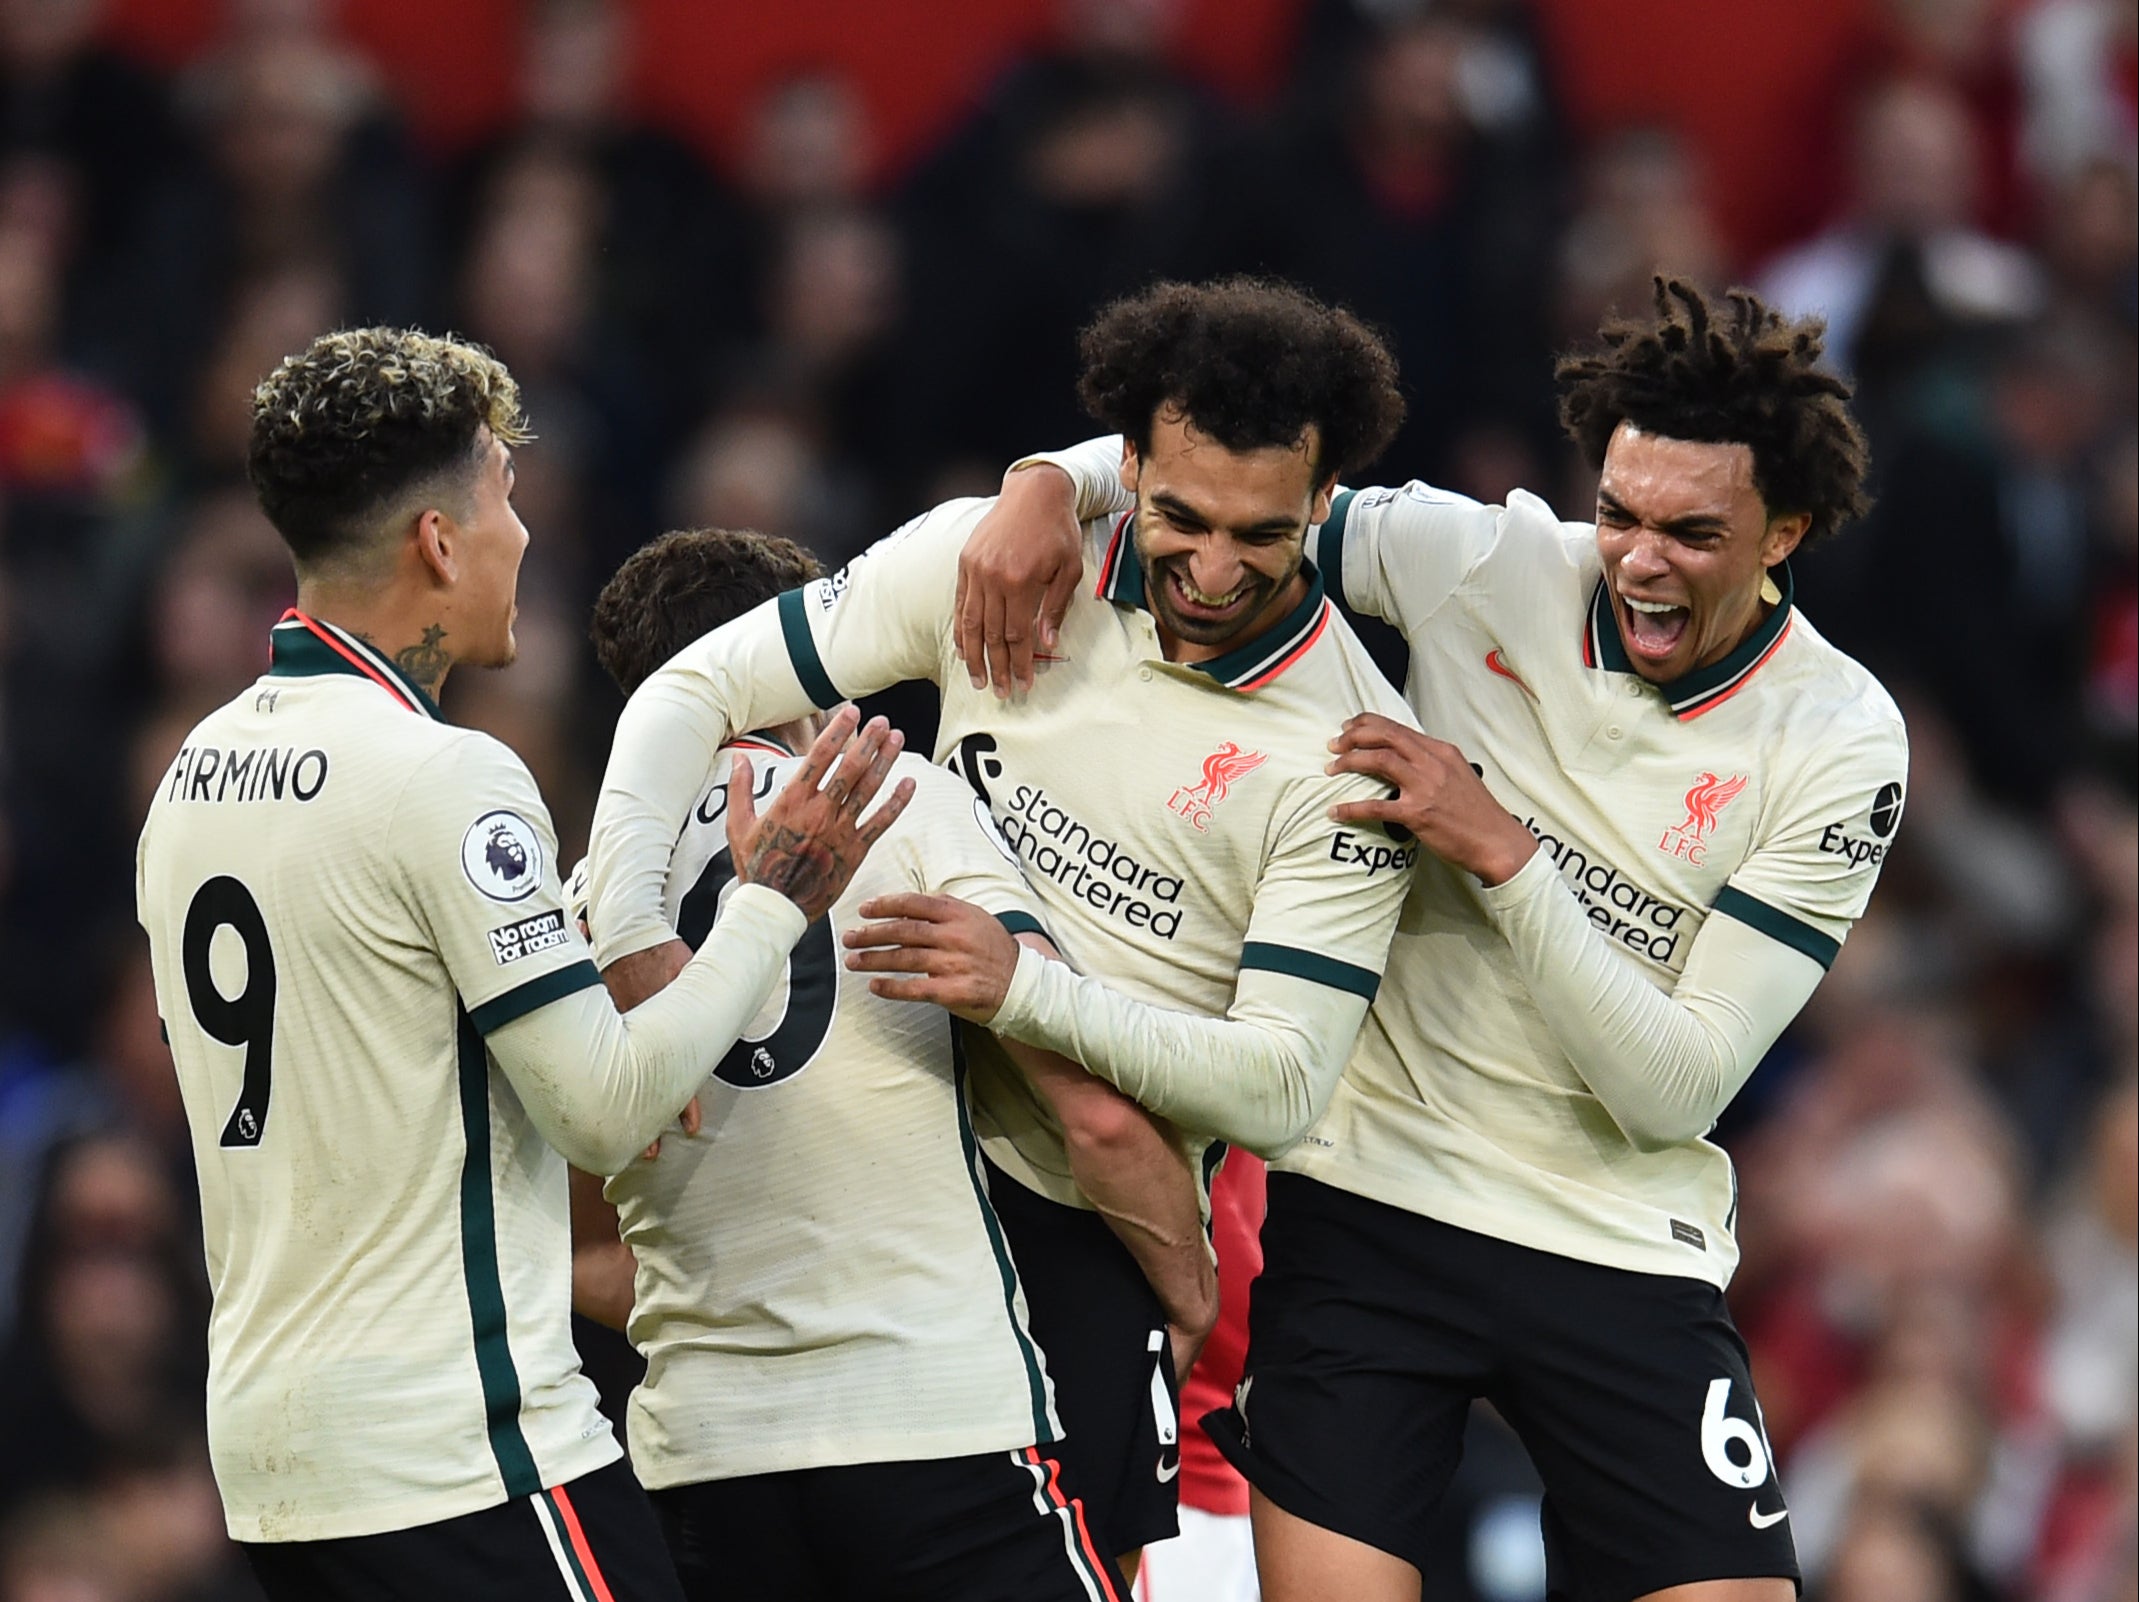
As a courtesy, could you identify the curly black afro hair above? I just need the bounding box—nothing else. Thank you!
[1077,276,1404,482]
[1556,278,1873,549]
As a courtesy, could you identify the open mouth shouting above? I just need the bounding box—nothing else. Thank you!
[1618,591,1691,666]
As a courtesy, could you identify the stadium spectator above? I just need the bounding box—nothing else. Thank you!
[0,1134,208,1524]
[1756,75,2042,392]
[0,0,177,273]
[113,27,431,447]
[897,0,1240,487]
[1243,9,1565,487]
[455,0,747,416]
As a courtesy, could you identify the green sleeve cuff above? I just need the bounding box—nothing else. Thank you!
[1711,886,1840,970]
[1240,940,1381,1001]
[468,961,605,1034]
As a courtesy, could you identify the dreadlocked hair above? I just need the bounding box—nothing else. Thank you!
[1556,278,1873,549]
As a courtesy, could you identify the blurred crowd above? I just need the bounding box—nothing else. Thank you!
[0,0,2130,1599]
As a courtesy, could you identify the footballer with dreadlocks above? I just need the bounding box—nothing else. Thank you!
[964,279,1909,1602]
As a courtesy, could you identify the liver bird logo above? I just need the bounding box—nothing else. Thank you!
[1679,772,1748,836]
[1168,742,1267,832]
[1657,771,1748,866]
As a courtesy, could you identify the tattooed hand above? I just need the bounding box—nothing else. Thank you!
[726,705,917,921]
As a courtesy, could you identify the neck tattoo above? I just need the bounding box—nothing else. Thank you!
[394,624,450,692]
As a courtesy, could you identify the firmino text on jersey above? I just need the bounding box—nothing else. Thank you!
[166,745,330,805]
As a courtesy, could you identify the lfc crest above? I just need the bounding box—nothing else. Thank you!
[1168,742,1267,832]
[1657,772,1748,866]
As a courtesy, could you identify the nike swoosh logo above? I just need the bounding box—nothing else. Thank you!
[1748,1505,1789,1530]
[1156,1457,1179,1483]
[1484,649,1538,700]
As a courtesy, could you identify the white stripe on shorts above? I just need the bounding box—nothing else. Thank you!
[528,1492,594,1602]
[1012,1449,1108,1602]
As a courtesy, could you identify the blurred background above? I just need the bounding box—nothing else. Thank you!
[0,0,2129,1598]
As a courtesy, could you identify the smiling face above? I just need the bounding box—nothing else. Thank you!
[1126,408,1333,662]
[444,430,529,668]
[1593,422,1808,684]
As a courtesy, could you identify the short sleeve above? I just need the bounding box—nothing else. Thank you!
[1713,714,1909,970]
[888,761,1052,941]
[393,735,603,1033]
[1237,778,1416,1004]
[1315,482,1506,638]
[780,500,984,704]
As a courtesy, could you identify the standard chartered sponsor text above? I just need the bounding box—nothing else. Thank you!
[1522,815,1688,962]
[1000,784,1185,937]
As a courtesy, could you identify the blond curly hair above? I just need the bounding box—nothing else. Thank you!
[248,327,530,570]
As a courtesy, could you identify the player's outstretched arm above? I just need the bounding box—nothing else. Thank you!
[587,593,818,968]
[590,502,974,967]
[1330,711,1859,1148]
[844,892,1378,1156]
[1005,1040,1217,1383]
[494,711,916,1175]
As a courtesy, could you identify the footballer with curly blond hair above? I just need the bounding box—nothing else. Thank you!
[137,327,914,1601]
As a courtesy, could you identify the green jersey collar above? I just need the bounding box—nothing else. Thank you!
[268,609,444,721]
[1582,564,1797,720]
[1095,512,1334,693]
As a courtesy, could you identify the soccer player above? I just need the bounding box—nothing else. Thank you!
[566,525,1197,1602]
[584,278,1419,1572]
[135,329,913,1602]
[961,280,1910,1602]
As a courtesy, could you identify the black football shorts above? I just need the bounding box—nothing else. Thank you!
[983,1154,1180,1560]
[653,1447,1123,1601]
[241,1455,685,1602]
[1203,1173,1800,1602]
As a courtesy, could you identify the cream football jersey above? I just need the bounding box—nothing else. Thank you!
[1295,482,1909,1285]
[589,497,1417,1208]
[136,613,618,1541]
[574,743,1062,1484]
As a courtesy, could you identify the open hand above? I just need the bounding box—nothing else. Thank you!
[1327,713,1538,886]
[728,705,917,921]
[843,893,1021,1021]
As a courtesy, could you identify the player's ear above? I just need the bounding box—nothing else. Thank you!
[1760,509,1810,567]
[1117,437,1138,495]
[413,507,457,586]
[1310,475,1337,527]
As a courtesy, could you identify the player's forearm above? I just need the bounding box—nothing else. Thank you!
[1479,850,1825,1149]
[586,599,816,966]
[1010,436,1134,523]
[991,951,1363,1156]
[1003,1040,1218,1338]
[572,1240,637,1333]
[490,884,806,1173]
